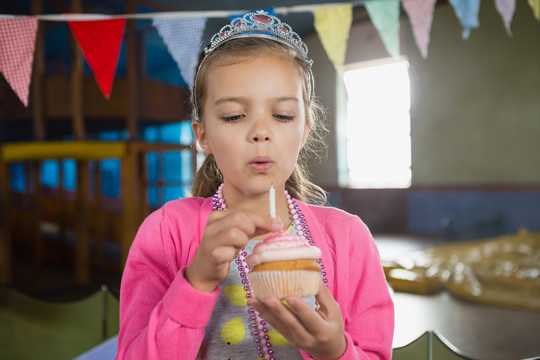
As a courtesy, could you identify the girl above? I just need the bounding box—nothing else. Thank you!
[117,11,394,360]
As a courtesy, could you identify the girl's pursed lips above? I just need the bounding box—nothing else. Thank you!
[248,156,274,172]
[249,155,272,164]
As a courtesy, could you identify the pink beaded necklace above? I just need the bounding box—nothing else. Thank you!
[211,183,328,360]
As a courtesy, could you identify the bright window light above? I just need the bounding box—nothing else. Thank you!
[341,58,411,188]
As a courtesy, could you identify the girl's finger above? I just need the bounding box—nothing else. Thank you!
[281,295,324,332]
[212,226,250,251]
[253,297,312,345]
[211,245,244,264]
[314,280,333,314]
[315,283,344,326]
[237,211,283,237]
[212,210,283,239]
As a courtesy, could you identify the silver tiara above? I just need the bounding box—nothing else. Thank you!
[204,10,313,66]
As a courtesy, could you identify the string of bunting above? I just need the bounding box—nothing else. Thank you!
[0,0,534,107]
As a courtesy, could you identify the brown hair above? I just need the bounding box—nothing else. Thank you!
[190,37,327,205]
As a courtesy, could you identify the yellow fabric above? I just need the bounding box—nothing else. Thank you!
[286,221,294,232]
[1,141,126,162]
[220,317,245,346]
[313,4,353,72]
[529,0,540,20]
[223,285,248,306]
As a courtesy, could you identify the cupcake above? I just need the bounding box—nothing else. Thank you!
[246,230,322,301]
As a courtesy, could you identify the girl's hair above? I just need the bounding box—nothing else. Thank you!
[190,37,328,205]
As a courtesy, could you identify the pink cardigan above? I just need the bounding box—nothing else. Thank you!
[117,197,394,359]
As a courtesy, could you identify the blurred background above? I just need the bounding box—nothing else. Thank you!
[1,1,539,359]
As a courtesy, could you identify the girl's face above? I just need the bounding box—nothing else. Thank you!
[193,53,310,199]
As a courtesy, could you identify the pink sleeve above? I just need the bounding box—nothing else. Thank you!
[337,218,394,360]
[116,207,220,359]
[301,212,394,360]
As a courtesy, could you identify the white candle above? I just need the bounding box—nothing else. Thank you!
[269,183,276,218]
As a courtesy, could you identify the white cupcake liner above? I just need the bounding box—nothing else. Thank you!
[247,270,320,301]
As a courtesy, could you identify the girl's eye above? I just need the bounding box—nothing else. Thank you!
[274,114,294,122]
[222,114,244,122]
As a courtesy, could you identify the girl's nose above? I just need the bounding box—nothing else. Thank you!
[252,133,270,142]
[250,118,271,143]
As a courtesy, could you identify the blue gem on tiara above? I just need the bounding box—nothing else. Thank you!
[204,10,313,66]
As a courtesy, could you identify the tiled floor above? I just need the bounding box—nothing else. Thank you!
[374,234,540,360]
[8,233,540,360]
[374,233,444,262]
[390,291,540,360]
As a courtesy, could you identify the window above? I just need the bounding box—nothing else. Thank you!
[17,123,195,209]
[143,121,194,206]
[339,57,411,188]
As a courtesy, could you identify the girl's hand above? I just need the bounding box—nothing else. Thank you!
[251,279,347,360]
[185,210,282,293]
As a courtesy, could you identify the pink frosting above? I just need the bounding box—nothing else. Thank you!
[246,230,321,266]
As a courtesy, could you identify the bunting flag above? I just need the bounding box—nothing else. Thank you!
[0,2,539,104]
[0,16,38,107]
[402,0,437,58]
[313,4,352,72]
[448,0,481,39]
[365,0,400,58]
[529,0,540,20]
[495,0,516,36]
[68,18,126,99]
[153,17,207,90]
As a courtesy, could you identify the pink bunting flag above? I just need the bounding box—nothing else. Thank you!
[402,0,437,58]
[0,16,38,107]
[68,18,126,99]
[495,0,516,35]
